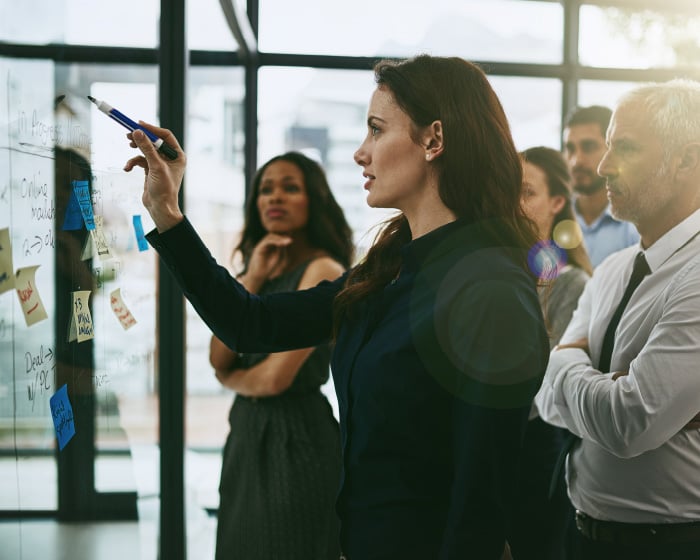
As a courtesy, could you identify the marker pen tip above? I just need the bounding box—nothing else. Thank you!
[87,95,96,103]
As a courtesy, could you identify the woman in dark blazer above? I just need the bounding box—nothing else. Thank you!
[125,54,549,560]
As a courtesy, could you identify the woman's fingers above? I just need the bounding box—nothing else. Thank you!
[123,155,149,173]
[127,122,185,165]
[260,233,293,248]
[131,129,159,161]
[136,121,183,152]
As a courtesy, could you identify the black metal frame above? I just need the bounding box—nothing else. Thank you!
[157,2,188,558]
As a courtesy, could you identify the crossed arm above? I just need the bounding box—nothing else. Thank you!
[554,337,700,431]
[536,274,700,458]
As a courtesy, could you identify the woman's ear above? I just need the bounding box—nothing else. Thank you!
[550,195,566,217]
[423,120,444,161]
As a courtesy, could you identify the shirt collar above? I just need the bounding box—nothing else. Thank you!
[573,201,618,228]
[401,218,465,270]
[643,208,700,273]
[603,204,618,219]
[401,217,513,272]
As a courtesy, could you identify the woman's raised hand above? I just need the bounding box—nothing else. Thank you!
[241,234,293,292]
[124,122,186,232]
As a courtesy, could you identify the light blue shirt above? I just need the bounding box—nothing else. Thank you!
[574,204,639,267]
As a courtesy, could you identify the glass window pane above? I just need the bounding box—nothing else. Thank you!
[259,0,562,63]
[579,4,700,69]
[1,57,163,553]
[183,67,246,557]
[489,76,562,151]
[83,77,162,543]
[578,79,639,110]
[188,0,239,51]
[0,0,159,47]
[0,57,57,511]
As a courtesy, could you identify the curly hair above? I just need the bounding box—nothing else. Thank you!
[236,152,354,269]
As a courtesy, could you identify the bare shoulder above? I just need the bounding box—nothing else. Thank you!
[298,255,346,290]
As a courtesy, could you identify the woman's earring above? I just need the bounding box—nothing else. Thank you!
[426,153,431,161]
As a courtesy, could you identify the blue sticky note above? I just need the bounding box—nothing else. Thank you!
[72,180,95,230]
[62,186,84,231]
[132,215,149,252]
[49,384,76,451]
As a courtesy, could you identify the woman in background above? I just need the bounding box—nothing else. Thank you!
[508,146,592,560]
[209,152,353,560]
[521,146,592,347]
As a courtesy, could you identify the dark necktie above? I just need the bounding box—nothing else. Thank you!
[598,251,651,373]
[548,251,651,498]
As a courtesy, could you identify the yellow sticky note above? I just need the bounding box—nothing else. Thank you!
[15,265,48,326]
[0,227,15,294]
[110,288,137,330]
[92,215,113,261]
[68,290,94,343]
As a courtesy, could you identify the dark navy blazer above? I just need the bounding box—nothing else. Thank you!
[148,217,549,560]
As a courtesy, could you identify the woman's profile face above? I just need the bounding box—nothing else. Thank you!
[256,160,310,236]
[521,161,564,241]
[353,86,430,213]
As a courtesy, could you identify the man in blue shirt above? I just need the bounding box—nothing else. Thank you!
[564,105,639,267]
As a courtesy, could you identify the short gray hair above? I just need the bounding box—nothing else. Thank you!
[618,79,700,157]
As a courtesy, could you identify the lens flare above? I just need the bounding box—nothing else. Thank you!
[552,219,583,250]
[527,240,567,280]
[408,222,547,409]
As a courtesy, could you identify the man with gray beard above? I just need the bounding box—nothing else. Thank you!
[564,105,638,267]
[536,81,700,559]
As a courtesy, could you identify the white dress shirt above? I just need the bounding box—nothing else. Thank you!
[535,208,700,523]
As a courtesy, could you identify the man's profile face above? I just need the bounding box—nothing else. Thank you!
[597,101,670,226]
[564,123,608,195]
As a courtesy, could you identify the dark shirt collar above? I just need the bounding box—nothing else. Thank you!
[401,218,476,272]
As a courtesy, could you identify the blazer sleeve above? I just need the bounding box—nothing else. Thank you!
[146,217,345,353]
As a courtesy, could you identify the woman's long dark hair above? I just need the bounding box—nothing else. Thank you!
[520,146,593,276]
[334,55,539,323]
[236,152,354,269]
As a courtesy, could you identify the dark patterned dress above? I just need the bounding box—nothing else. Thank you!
[214,261,342,560]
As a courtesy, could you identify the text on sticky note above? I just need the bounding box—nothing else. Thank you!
[68,290,94,342]
[110,288,137,330]
[50,384,75,451]
[15,265,48,326]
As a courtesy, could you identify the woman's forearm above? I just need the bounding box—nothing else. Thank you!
[215,348,315,397]
[210,335,238,370]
